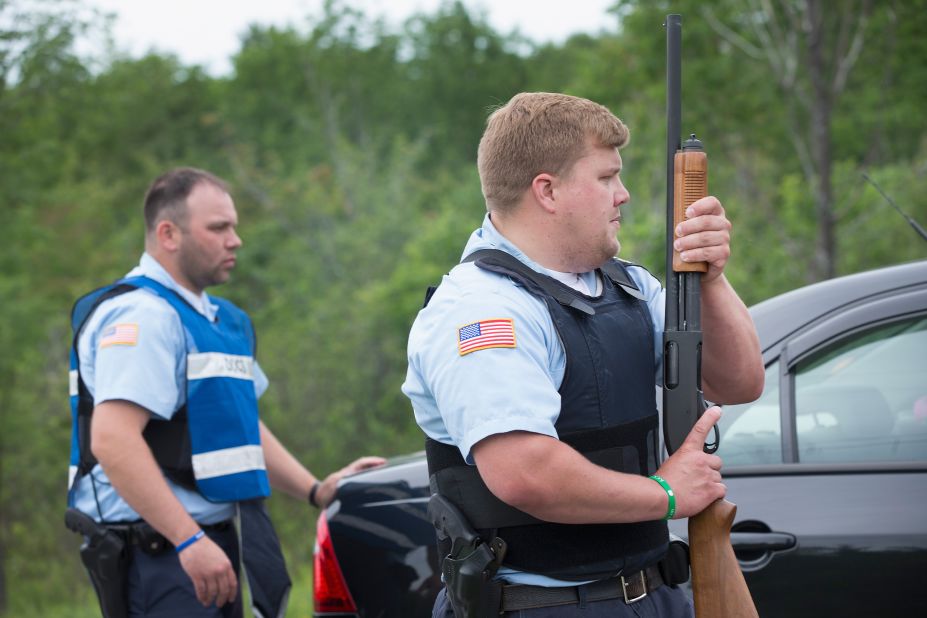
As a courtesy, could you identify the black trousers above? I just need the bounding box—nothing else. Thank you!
[432,584,694,618]
[126,524,242,618]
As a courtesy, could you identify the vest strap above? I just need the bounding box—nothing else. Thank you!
[465,249,595,315]
[464,249,647,309]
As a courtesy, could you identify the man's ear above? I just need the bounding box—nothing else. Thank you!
[155,219,181,252]
[530,173,558,214]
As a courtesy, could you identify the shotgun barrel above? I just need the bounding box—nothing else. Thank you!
[662,13,759,618]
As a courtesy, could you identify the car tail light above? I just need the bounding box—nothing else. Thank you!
[314,511,358,614]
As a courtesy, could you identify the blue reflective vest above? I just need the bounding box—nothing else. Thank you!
[69,276,270,504]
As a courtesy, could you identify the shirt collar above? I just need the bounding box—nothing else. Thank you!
[463,214,599,294]
[462,214,538,266]
[127,253,220,321]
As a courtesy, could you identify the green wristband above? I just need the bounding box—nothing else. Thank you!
[649,475,676,520]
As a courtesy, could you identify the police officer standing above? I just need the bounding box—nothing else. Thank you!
[403,93,764,616]
[67,167,384,617]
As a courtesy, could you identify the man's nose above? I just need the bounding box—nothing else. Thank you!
[615,181,630,206]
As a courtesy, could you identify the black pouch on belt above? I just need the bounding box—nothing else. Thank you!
[131,521,171,556]
[658,535,691,585]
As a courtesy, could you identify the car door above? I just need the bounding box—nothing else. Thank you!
[713,286,927,617]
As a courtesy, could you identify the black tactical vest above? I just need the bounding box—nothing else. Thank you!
[425,249,668,581]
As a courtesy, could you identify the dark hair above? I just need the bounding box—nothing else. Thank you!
[143,167,228,232]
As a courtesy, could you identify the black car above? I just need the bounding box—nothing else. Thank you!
[312,259,927,617]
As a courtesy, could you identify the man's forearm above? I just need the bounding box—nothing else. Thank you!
[474,432,669,523]
[699,274,764,403]
[473,412,726,524]
[260,421,315,500]
[91,400,201,545]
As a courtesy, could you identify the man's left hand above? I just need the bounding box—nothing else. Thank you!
[315,456,387,508]
[673,196,732,283]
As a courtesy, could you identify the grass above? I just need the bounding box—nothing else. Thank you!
[23,564,315,618]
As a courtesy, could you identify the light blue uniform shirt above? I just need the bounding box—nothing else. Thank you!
[72,253,268,524]
[402,215,665,586]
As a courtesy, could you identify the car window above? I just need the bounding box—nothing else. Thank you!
[717,362,782,466]
[716,315,927,467]
[795,316,927,463]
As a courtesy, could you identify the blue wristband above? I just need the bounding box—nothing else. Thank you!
[175,530,205,553]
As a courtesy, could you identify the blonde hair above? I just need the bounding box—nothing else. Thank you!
[477,92,629,213]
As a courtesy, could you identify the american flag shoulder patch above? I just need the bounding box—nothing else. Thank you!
[457,318,516,356]
[99,323,139,348]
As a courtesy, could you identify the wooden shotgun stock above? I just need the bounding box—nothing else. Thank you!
[663,14,759,618]
[689,500,759,618]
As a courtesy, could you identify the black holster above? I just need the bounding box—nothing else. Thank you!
[66,508,129,618]
[429,495,507,618]
[442,538,506,617]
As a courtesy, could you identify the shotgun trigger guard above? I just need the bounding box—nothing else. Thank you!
[704,424,719,454]
[700,396,719,454]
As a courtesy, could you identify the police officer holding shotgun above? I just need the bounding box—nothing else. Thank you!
[403,93,764,617]
[66,167,384,618]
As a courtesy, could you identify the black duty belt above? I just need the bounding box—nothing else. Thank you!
[501,564,664,611]
[108,519,234,555]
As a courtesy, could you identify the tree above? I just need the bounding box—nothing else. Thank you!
[1,0,925,612]
[401,0,531,165]
[703,0,873,280]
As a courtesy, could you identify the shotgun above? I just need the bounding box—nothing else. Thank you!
[662,14,759,618]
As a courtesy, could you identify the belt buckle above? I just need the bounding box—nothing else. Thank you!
[620,570,648,604]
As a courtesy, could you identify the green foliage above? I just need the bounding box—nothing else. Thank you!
[1,0,925,614]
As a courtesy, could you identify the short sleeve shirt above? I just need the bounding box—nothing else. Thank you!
[72,253,268,523]
[401,216,665,586]
[402,215,665,462]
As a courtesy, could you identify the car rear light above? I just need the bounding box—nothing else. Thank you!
[314,511,358,614]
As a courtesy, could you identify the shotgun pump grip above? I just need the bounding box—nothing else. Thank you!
[673,134,709,273]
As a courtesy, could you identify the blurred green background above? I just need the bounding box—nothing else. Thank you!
[1,0,925,614]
